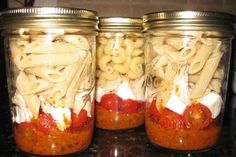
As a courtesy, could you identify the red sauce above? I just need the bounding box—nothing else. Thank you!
[96,104,145,130]
[14,118,93,156]
[145,113,221,151]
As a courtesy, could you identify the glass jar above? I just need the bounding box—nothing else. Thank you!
[95,17,145,130]
[143,11,235,152]
[0,7,98,156]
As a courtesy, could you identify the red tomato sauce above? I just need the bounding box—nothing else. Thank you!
[95,104,145,130]
[145,113,221,151]
[14,114,94,156]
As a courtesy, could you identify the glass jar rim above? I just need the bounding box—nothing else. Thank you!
[98,17,143,32]
[143,10,235,32]
[0,7,99,30]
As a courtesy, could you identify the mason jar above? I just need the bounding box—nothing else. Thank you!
[143,11,235,152]
[95,17,145,130]
[0,7,98,156]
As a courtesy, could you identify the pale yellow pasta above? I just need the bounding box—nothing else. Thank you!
[156,80,173,109]
[23,41,79,54]
[213,68,224,79]
[209,79,222,93]
[97,78,107,87]
[131,48,143,56]
[189,74,200,83]
[111,47,126,64]
[98,55,112,72]
[153,55,168,68]
[23,94,40,119]
[96,44,104,58]
[45,62,80,104]
[19,52,85,69]
[104,39,114,55]
[179,40,199,61]
[66,54,90,108]
[189,43,215,74]
[100,71,119,81]
[16,73,40,118]
[16,71,51,95]
[164,62,179,81]
[163,45,180,61]
[25,67,65,83]
[60,35,90,51]
[134,38,144,48]
[125,38,134,55]
[191,53,223,99]
[165,38,185,50]
[114,63,129,74]
[10,41,26,70]
[155,67,165,79]
[98,37,108,44]
[127,70,143,79]
[130,56,144,73]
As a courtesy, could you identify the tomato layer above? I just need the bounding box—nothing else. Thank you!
[13,101,94,156]
[14,117,94,156]
[95,104,145,130]
[99,93,144,114]
[145,114,221,151]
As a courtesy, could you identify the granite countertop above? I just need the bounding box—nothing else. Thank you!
[0,96,236,157]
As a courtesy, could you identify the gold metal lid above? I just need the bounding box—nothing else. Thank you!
[143,11,235,32]
[99,17,143,32]
[0,7,99,30]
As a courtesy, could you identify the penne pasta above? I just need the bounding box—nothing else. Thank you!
[189,43,215,74]
[25,67,65,83]
[191,53,223,99]
[19,51,86,68]
[23,41,80,54]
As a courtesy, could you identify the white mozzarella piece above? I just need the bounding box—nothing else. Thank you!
[200,92,222,119]
[172,75,189,105]
[11,91,33,123]
[13,106,33,123]
[165,94,187,115]
[42,104,71,131]
[95,87,105,102]
[12,91,27,107]
[83,101,91,117]
[117,81,136,100]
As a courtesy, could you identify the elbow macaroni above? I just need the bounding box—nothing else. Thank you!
[96,32,144,86]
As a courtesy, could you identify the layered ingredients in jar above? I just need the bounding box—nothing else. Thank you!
[145,30,229,151]
[9,28,95,155]
[96,32,145,130]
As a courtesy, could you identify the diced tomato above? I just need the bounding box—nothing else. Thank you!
[35,112,56,133]
[148,100,160,122]
[121,99,141,114]
[183,103,212,130]
[16,121,33,133]
[71,109,88,128]
[100,93,122,112]
[159,108,185,130]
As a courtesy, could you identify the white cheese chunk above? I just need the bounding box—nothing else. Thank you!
[83,101,91,117]
[12,91,27,108]
[200,92,222,119]
[172,66,189,105]
[165,94,187,115]
[12,106,33,123]
[95,87,105,102]
[12,91,33,123]
[117,81,136,100]
[42,104,71,131]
